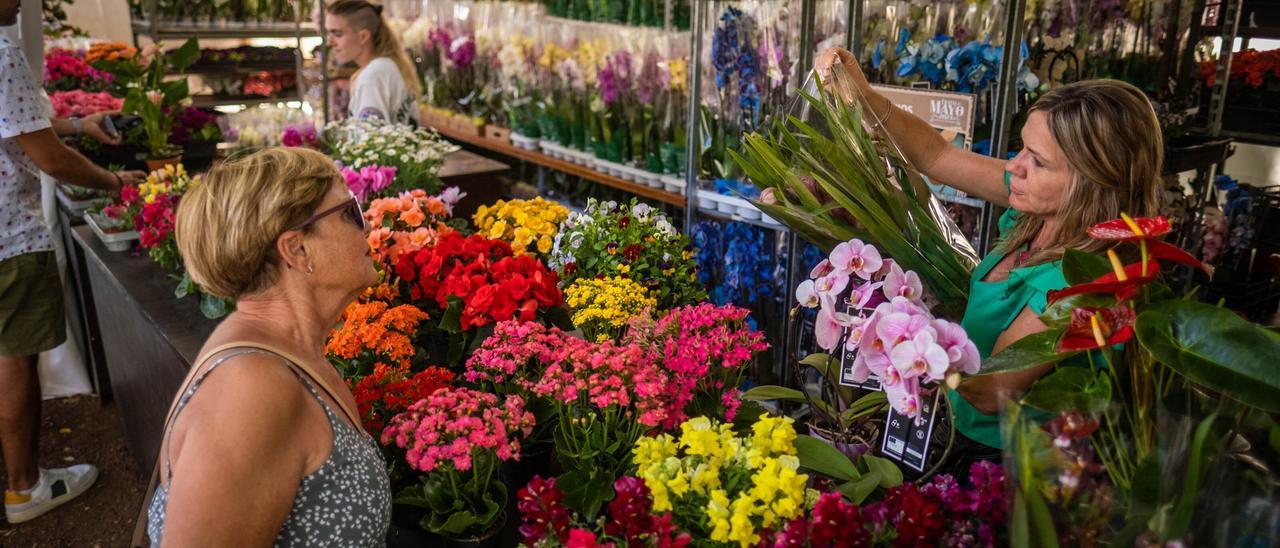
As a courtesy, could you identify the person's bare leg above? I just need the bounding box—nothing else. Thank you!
[0,354,40,492]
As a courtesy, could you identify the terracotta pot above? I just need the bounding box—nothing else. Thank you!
[145,156,182,172]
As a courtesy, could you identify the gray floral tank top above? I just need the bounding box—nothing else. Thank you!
[147,349,391,546]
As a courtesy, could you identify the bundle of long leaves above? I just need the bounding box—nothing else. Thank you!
[732,75,974,317]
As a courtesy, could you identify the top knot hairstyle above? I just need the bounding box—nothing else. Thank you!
[325,0,422,99]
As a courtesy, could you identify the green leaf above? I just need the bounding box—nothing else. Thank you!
[1164,414,1218,541]
[1061,248,1112,285]
[977,330,1075,376]
[438,295,464,333]
[741,385,806,402]
[1135,300,1280,412]
[1025,487,1060,548]
[429,509,478,536]
[559,469,614,521]
[794,435,859,482]
[858,454,903,488]
[199,293,230,319]
[836,473,881,504]
[1040,293,1119,329]
[167,37,201,71]
[1021,367,1111,413]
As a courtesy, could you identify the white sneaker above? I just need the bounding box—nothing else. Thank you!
[4,465,98,524]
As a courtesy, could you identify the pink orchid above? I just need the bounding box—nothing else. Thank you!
[889,329,950,382]
[884,381,921,417]
[883,262,924,302]
[815,307,850,352]
[814,272,850,310]
[810,259,834,279]
[931,319,980,375]
[795,279,820,308]
[849,280,884,311]
[830,239,884,280]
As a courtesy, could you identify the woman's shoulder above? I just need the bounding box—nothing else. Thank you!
[362,57,402,79]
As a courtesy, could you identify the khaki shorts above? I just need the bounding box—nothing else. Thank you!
[0,251,66,358]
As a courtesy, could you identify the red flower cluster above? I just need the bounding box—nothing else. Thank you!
[517,475,690,548]
[395,232,564,330]
[350,363,454,433]
[137,195,177,249]
[1201,48,1280,88]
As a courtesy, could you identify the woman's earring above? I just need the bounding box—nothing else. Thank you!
[306,264,315,276]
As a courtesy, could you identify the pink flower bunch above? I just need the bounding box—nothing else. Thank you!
[341,164,397,202]
[470,320,671,427]
[381,386,534,473]
[625,303,768,428]
[797,239,979,418]
[464,320,560,387]
[44,48,111,91]
[48,90,123,118]
[532,335,669,427]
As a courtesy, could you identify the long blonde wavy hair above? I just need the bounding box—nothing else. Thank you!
[326,0,422,99]
[1002,79,1163,265]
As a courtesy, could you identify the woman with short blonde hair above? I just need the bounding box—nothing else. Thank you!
[818,49,1162,472]
[146,147,389,546]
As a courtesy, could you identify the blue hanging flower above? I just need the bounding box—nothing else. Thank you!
[711,7,743,90]
[895,28,911,56]
[871,40,885,70]
[1016,41,1040,92]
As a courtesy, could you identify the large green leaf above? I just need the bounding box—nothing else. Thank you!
[741,385,807,402]
[1135,301,1280,412]
[167,37,201,72]
[1039,293,1119,329]
[1021,367,1111,414]
[1061,248,1112,285]
[559,469,615,521]
[837,473,881,504]
[976,330,1076,376]
[795,434,859,482]
[858,454,903,488]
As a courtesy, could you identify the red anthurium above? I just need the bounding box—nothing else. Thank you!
[1145,239,1209,273]
[1087,214,1171,241]
[1048,256,1161,304]
[1058,305,1135,352]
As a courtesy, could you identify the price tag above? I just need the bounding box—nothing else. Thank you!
[837,342,881,391]
[879,390,941,472]
[795,312,818,360]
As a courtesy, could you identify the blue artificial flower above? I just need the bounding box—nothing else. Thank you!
[1016,41,1040,92]
[895,28,910,56]
[872,40,885,70]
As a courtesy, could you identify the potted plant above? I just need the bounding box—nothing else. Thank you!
[91,37,200,170]
[85,201,139,252]
[382,387,534,546]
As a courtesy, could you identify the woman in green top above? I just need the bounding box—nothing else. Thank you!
[816,48,1163,468]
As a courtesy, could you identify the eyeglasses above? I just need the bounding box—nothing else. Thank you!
[290,192,366,232]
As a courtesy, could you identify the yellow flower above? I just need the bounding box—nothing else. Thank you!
[488,219,509,240]
[751,415,798,458]
[680,417,722,458]
[633,433,677,468]
[707,489,732,542]
[728,494,761,546]
[537,236,553,254]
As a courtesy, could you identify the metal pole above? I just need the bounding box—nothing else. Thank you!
[664,0,673,32]
[847,0,862,53]
[319,0,331,124]
[977,0,1026,255]
[799,0,818,73]
[683,0,704,231]
[1208,0,1243,136]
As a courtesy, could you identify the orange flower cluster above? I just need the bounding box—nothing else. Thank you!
[365,189,456,269]
[325,300,429,369]
[86,42,137,63]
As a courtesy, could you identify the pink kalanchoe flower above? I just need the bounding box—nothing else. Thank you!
[889,329,950,382]
[830,239,884,280]
[883,262,924,302]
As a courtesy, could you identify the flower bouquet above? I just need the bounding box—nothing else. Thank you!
[982,215,1280,544]
[549,199,704,310]
[564,276,656,343]
[472,197,569,258]
[394,232,568,367]
[382,387,535,540]
[363,188,462,271]
[323,119,459,196]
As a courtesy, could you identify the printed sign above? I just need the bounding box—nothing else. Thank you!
[837,302,881,391]
[870,85,976,147]
[880,390,942,472]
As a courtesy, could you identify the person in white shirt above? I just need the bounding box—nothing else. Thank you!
[0,0,145,525]
[325,0,421,126]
